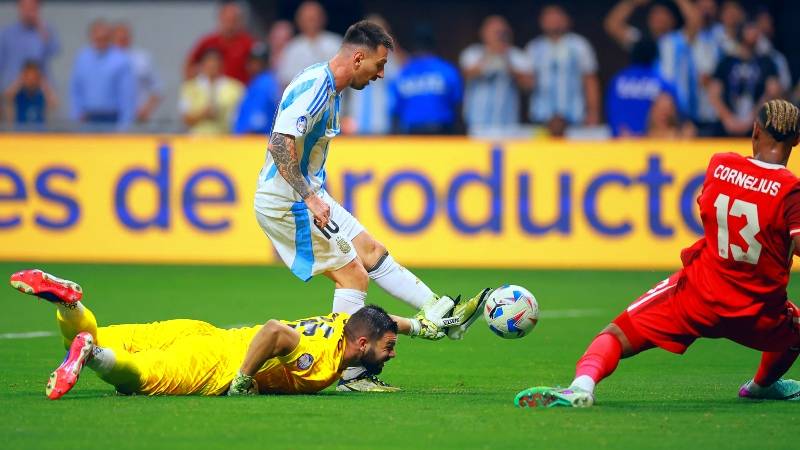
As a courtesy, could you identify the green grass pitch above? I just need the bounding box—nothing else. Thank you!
[1,263,798,450]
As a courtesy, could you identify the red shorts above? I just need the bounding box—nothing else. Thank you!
[613,271,800,354]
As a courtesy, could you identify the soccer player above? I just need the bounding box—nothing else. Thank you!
[515,99,800,408]
[254,19,486,391]
[9,269,463,399]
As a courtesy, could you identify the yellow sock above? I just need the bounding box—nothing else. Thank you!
[56,302,98,349]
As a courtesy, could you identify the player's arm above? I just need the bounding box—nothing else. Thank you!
[228,320,301,395]
[269,132,331,227]
[386,295,468,340]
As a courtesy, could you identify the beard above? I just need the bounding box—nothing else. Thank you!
[360,347,386,374]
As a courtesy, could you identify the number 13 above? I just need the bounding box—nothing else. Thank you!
[714,193,762,264]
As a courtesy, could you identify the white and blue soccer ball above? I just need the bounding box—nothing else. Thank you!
[483,285,539,339]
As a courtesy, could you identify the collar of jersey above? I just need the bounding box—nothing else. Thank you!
[747,158,785,170]
[324,64,336,94]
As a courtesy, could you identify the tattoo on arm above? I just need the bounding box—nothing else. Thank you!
[269,132,312,199]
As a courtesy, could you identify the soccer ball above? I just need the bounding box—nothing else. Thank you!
[483,285,539,339]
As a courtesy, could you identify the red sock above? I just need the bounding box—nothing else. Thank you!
[754,350,800,387]
[575,333,623,383]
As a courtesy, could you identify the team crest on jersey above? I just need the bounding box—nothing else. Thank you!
[297,353,314,370]
[296,116,308,134]
[336,237,352,254]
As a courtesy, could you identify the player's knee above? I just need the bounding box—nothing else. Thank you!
[336,259,369,291]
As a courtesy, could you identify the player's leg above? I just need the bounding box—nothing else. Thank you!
[515,273,693,408]
[352,230,435,308]
[734,303,800,400]
[349,223,488,339]
[9,269,100,398]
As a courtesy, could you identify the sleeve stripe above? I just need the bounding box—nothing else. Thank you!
[308,86,330,117]
[790,229,800,236]
[306,82,328,116]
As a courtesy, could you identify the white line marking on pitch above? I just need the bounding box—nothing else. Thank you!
[0,309,605,340]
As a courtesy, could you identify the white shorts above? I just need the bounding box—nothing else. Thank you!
[255,190,365,281]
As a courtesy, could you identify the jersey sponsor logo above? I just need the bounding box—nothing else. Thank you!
[297,353,314,370]
[296,116,308,134]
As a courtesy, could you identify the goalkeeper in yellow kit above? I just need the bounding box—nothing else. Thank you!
[9,269,485,399]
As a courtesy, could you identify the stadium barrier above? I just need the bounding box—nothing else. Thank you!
[0,135,774,269]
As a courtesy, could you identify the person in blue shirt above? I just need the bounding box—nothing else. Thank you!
[3,59,57,130]
[70,19,136,132]
[390,24,462,134]
[0,0,60,97]
[233,42,280,135]
[606,38,677,137]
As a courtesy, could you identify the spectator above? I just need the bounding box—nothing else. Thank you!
[605,0,678,49]
[0,0,60,116]
[70,19,136,131]
[692,0,724,134]
[180,48,244,134]
[647,92,696,138]
[112,21,164,124]
[0,0,59,87]
[343,14,404,135]
[267,20,294,71]
[606,39,676,137]
[526,4,600,126]
[278,1,342,87]
[459,15,533,134]
[186,1,254,84]
[3,60,57,129]
[754,9,792,93]
[233,43,279,135]
[606,1,704,122]
[390,24,462,134]
[712,1,745,56]
[709,21,781,136]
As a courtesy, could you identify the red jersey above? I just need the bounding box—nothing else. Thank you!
[681,152,800,317]
[187,32,254,84]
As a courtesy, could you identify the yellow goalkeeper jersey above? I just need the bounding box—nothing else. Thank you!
[95,313,349,396]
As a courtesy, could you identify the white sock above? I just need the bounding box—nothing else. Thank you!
[342,366,367,381]
[332,289,366,314]
[569,375,596,394]
[56,301,85,319]
[368,253,435,308]
[745,379,768,393]
[86,346,116,374]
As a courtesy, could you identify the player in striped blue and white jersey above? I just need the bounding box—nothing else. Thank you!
[525,5,600,126]
[253,20,487,392]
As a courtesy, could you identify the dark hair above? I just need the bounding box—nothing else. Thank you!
[249,42,271,63]
[344,305,398,341]
[757,99,799,143]
[200,47,223,61]
[631,38,658,66]
[343,20,394,51]
[411,23,435,52]
[21,59,41,72]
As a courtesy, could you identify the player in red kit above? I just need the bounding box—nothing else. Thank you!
[515,99,800,408]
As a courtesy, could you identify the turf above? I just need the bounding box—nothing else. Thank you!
[0,263,797,450]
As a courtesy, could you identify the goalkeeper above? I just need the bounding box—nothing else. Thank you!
[9,269,483,399]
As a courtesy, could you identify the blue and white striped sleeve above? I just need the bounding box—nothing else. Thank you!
[272,75,329,137]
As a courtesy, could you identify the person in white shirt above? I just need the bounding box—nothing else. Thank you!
[526,4,600,126]
[460,15,532,134]
[112,21,163,124]
[277,1,342,87]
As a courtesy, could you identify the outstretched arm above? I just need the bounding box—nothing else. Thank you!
[605,0,646,47]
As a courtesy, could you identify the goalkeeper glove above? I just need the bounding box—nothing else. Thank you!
[227,372,259,396]
[408,295,456,340]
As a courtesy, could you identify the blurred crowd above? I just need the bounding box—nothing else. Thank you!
[1,0,798,138]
